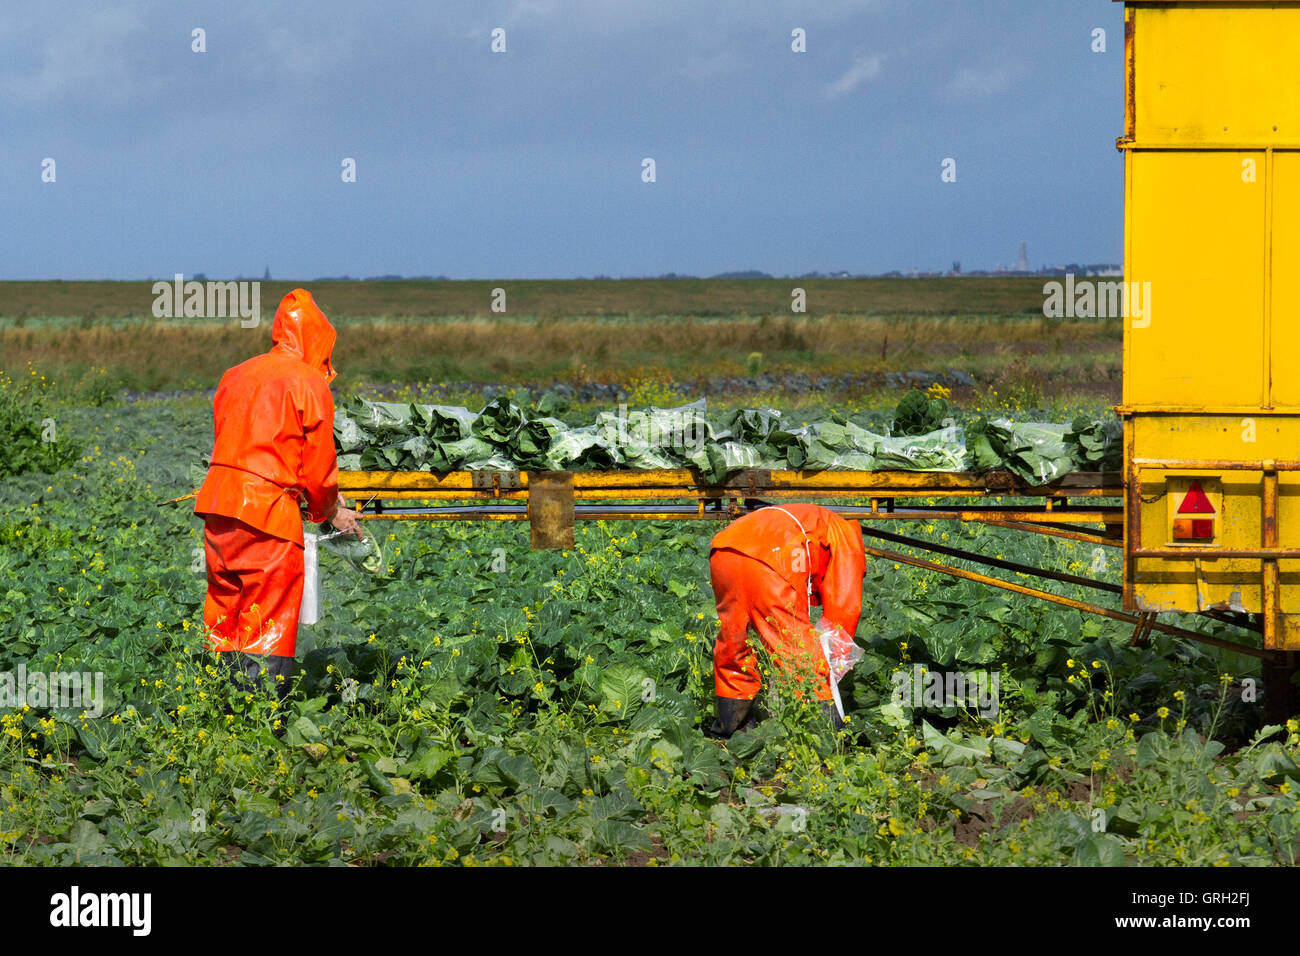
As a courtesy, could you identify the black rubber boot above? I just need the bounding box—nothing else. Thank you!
[263,654,295,704]
[218,652,251,699]
[707,697,758,739]
[822,701,846,732]
[219,653,295,705]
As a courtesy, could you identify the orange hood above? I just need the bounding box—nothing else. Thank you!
[271,288,337,383]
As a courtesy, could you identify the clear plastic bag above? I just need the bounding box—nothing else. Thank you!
[816,619,864,720]
[817,619,863,683]
[301,532,320,625]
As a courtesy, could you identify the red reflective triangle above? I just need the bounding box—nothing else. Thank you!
[1177,480,1215,515]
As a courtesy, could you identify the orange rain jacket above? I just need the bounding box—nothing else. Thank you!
[194,289,340,656]
[709,504,866,701]
[194,289,341,545]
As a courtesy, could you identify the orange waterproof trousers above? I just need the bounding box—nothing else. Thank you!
[709,548,832,702]
[203,515,303,657]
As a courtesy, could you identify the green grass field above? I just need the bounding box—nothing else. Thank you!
[0,276,1051,321]
[0,278,1120,404]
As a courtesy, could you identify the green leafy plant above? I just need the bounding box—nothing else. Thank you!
[0,366,81,478]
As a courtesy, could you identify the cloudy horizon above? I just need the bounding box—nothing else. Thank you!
[1,0,1124,281]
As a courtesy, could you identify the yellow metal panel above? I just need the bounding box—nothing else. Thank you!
[1129,416,1300,641]
[1131,4,1300,145]
[1272,152,1300,405]
[339,470,1124,499]
[338,471,479,492]
[1126,150,1266,407]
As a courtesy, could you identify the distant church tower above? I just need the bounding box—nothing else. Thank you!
[1015,242,1028,273]
[263,265,271,281]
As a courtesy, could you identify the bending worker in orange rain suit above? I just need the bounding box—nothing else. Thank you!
[194,288,363,701]
[708,503,865,738]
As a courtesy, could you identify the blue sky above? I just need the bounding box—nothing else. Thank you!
[0,0,1125,280]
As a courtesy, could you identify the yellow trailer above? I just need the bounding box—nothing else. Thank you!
[1117,0,1300,706]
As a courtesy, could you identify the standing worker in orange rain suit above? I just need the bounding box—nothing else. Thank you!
[194,288,364,701]
[707,503,866,738]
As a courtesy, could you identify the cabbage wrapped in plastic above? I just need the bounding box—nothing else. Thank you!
[651,399,714,456]
[511,417,566,469]
[472,397,527,444]
[334,411,370,455]
[966,417,1073,484]
[785,420,880,471]
[547,425,619,470]
[1065,416,1122,472]
[687,441,784,484]
[462,451,517,471]
[433,435,495,471]
[720,407,783,446]
[872,428,967,472]
[342,398,414,442]
[412,404,477,442]
[595,408,682,469]
[318,529,385,574]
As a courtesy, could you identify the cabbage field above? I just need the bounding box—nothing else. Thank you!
[3,382,1300,867]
